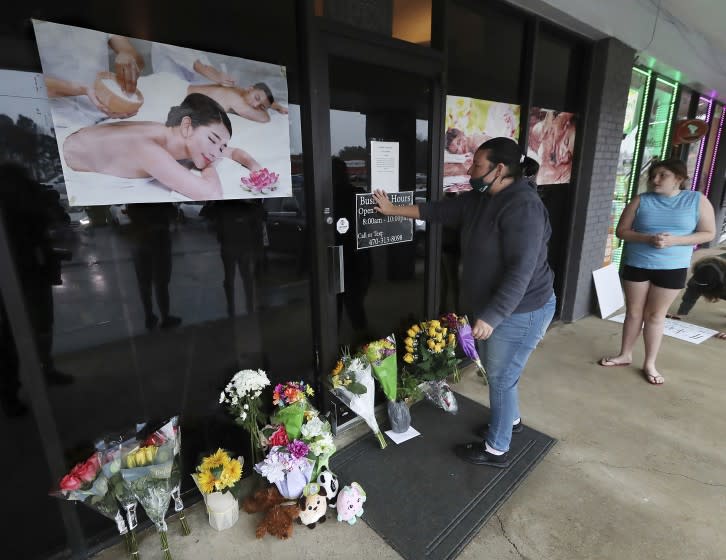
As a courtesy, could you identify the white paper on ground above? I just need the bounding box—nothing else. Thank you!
[593,264,625,318]
[608,313,718,344]
[384,426,421,444]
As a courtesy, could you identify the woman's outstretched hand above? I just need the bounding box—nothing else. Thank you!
[373,189,395,215]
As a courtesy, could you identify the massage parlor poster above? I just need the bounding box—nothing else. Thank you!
[33,20,292,206]
[443,95,520,193]
[527,107,577,185]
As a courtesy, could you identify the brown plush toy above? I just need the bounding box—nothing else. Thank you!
[242,486,287,513]
[255,503,301,540]
[243,485,301,540]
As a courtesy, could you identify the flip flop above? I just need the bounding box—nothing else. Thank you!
[599,357,631,367]
[644,371,665,385]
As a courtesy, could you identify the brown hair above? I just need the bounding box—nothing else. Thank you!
[648,158,689,190]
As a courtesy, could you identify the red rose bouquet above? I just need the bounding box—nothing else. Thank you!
[51,452,136,558]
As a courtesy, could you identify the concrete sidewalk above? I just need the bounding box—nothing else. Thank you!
[96,258,726,560]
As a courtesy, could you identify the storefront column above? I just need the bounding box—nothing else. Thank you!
[560,38,635,321]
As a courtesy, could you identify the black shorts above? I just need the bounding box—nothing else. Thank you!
[621,265,688,290]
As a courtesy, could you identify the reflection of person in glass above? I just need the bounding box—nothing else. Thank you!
[126,203,181,330]
[333,157,371,339]
[207,200,265,317]
[0,164,74,417]
[599,160,716,384]
[374,138,555,468]
[61,94,260,200]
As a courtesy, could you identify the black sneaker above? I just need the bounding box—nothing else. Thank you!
[45,369,74,385]
[476,421,523,439]
[145,314,159,330]
[454,441,510,468]
[160,316,182,329]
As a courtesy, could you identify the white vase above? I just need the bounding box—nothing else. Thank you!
[205,491,239,531]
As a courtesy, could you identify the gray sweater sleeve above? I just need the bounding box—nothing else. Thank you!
[418,195,470,226]
[477,200,547,328]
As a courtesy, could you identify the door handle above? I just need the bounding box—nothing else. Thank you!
[328,245,345,294]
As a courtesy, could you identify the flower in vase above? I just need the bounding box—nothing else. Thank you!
[201,449,231,472]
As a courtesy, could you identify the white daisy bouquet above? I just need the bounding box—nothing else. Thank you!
[300,412,336,478]
[220,369,270,464]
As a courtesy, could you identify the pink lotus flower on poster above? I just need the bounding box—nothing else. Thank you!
[241,168,279,194]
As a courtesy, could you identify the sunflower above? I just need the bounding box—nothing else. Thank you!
[200,448,230,472]
[196,470,219,494]
[220,459,242,487]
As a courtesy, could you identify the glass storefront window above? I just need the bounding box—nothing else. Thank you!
[702,104,725,196]
[603,68,650,267]
[636,76,678,194]
[686,96,712,191]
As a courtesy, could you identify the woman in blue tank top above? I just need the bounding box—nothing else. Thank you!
[599,159,715,385]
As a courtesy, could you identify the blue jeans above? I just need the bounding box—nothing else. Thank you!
[477,292,556,452]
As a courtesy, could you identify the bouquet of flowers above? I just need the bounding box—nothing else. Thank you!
[220,369,270,465]
[120,418,178,560]
[440,312,487,382]
[363,334,398,402]
[300,412,336,478]
[51,452,134,558]
[168,418,191,536]
[402,319,460,382]
[271,380,315,440]
[241,168,280,195]
[254,440,314,499]
[97,440,140,559]
[191,449,243,531]
[330,351,387,449]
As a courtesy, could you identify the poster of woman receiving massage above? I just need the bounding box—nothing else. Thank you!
[526,107,577,185]
[32,20,292,206]
[443,95,520,193]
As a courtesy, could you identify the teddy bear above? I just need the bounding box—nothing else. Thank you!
[316,467,340,508]
[242,485,300,540]
[297,482,328,528]
[255,504,300,540]
[242,485,287,514]
[336,482,366,525]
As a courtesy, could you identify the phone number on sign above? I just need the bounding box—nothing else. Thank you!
[365,234,405,246]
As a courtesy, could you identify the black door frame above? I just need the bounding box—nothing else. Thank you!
[296,2,445,411]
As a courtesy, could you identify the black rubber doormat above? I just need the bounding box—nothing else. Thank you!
[330,393,556,560]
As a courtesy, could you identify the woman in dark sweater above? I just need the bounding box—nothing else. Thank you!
[373,137,555,467]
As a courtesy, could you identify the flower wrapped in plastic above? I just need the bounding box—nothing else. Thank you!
[330,351,387,449]
[97,440,140,559]
[271,380,315,440]
[50,452,134,558]
[254,440,314,499]
[419,379,459,414]
[402,319,460,382]
[240,168,280,195]
[300,412,336,478]
[220,369,270,465]
[440,313,487,383]
[191,449,243,531]
[168,417,191,536]
[120,418,178,560]
[363,334,398,402]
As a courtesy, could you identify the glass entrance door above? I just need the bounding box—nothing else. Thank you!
[328,57,432,350]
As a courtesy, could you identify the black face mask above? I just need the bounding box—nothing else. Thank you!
[469,165,498,193]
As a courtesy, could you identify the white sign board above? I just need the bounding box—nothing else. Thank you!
[371,140,399,193]
[608,314,718,344]
[593,264,625,318]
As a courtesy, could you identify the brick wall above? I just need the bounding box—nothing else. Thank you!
[560,38,635,321]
